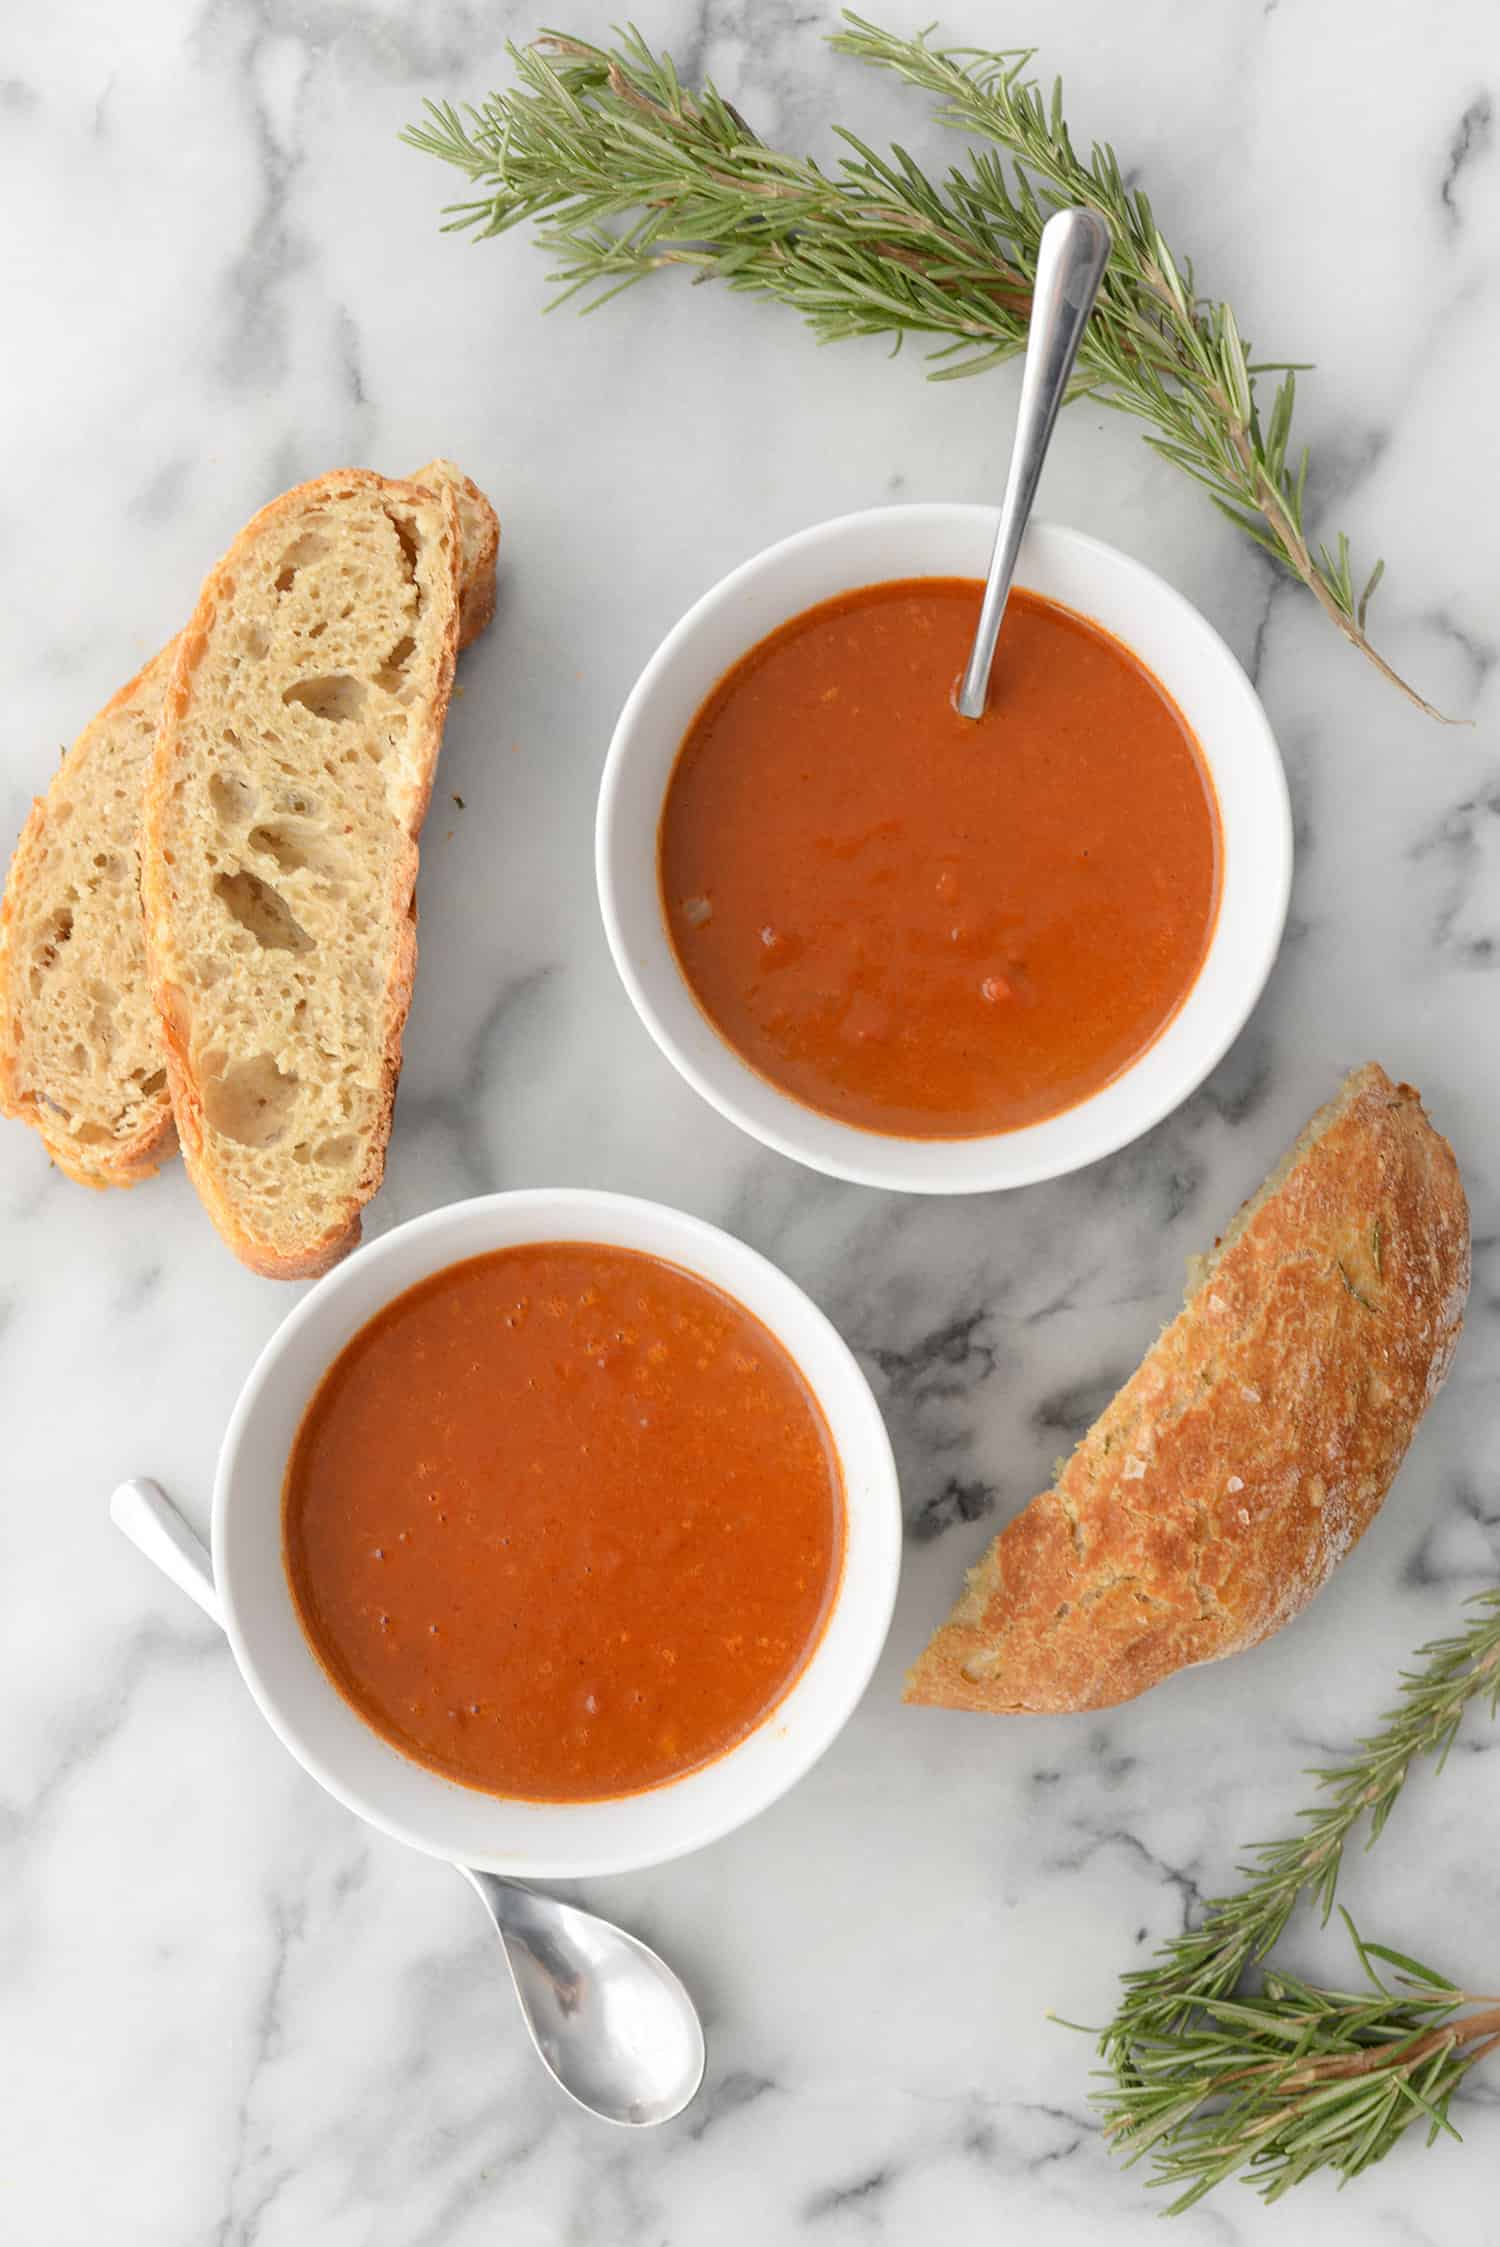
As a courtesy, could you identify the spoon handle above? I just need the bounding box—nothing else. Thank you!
[109,1475,225,1628]
[956,207,1112,720]
[459,1864,543,1934]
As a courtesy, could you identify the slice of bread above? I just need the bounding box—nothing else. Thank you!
[0,646,180,1184]
[415,458,499,652]
[0,462,497,1189]
[141,471,463,1277]
[905,1064,1470,1714]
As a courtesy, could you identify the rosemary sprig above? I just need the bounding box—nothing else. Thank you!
[1095,1589,1500,2208]
[404,17,1450,718]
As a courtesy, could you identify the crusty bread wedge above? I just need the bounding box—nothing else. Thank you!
[0,462,496,1189]
[141,470,463,1277]
[906,1064,1470,1714]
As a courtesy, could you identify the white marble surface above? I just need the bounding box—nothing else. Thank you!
[3,3,1499,2240]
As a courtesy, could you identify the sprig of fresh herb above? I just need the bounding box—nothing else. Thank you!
[1093,1590,1500,2209]
[404,16,1450,717]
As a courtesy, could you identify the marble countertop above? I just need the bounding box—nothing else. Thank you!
[4,4,1498,2240]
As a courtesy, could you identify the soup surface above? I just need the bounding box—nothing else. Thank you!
[284,1244,845,1801]
[660,579,1221,1138]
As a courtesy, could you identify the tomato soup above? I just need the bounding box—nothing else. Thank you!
[659,580,1221,1138]
[283,1244,844,1801]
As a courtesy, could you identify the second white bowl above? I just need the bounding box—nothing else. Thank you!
[214,1189,902,1878]
[597,506,1291,1194]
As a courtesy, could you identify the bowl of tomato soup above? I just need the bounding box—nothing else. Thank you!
[213,1190,900,1876]
[598,507,1291,1192]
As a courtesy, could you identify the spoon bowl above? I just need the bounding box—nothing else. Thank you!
[462,1868,706,2125]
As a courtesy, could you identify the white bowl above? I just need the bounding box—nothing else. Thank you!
[597,506,1291,1193]
[213,1190,901,1877]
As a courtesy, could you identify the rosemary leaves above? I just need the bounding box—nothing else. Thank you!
[1095,1590,1500,2207]
[405,15,1447,717]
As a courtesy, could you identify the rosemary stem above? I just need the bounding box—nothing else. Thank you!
[1288,2001,1500,2087]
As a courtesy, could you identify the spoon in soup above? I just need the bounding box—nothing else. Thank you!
[108,1475,708,2127]
[955,206,1112,720]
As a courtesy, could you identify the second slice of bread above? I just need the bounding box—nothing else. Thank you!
[0,644,180,1184]
[142,470,462,1276]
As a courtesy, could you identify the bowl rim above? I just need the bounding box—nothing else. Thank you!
[211,1187,903,1877]
[596,503,1293,1193]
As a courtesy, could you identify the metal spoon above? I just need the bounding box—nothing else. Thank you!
[955,207,1112,720]
[458,1865,704,2125]
[108,1475,707,2128]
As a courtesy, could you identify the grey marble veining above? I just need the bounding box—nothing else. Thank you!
[3,2,1499,2240]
